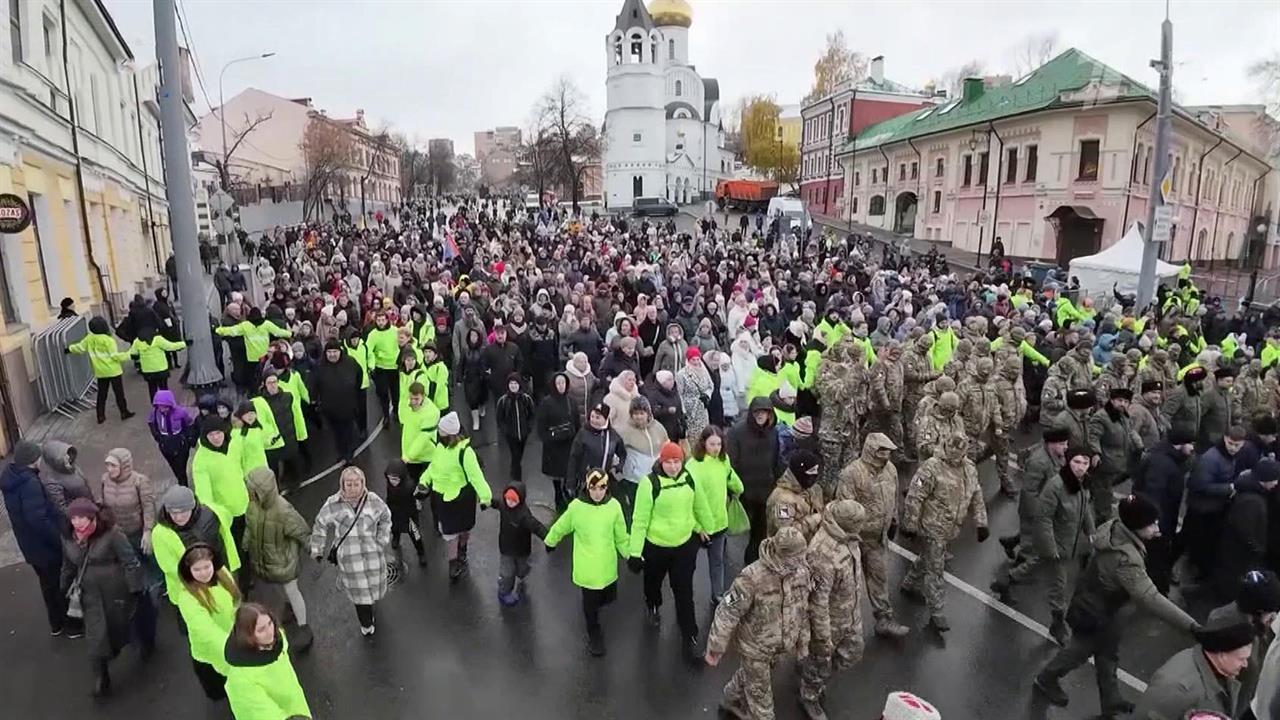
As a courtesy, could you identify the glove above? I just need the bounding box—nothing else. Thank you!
[976,526,990,543]
[887,520,898,541]
[626,557,645,574]
[479,502,489,511]
[63,347,71,355]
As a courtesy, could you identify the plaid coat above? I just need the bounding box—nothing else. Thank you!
[310,491,392,605]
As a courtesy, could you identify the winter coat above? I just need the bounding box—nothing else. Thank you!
[421,439,492,505]
[644,381,685,441]
[565,327,604,370]
[1188,443,1250,515]
[564,363,597,427]
[567,425,627,493]
[806,506,864,656]
[536,379,578,478]
[687,453,744,535]
[309,490,392,605]
[493,482,548,558]
[173,577,237,674]
[399,398,440,465]
[525,322,559,389]
[1212,481,1273,599]
[153,502,240,597]
[495,387,536,442]
[1065,519,1196,634]
[149,390,196,460]
[598,347,641,386]
[94,449,155,538]
[602,375,641,434]
[1087,405,1142,482]
[311,352,362,419]
[192,436,247,519]
[67,325,129,378]
[1133,646,1238,720]
[706,532,812,662]
[725,397,781,503]
[61,524,142,661]
[244,467,309,583]
[630,468,713,553]
[835,454,899,541]
[654,334,689,378]
[0,464,63,568]
[544,492,629,590]
[614,416,668,484]
[223,631,311,720]
[1132,442,1192,538]
[1035,468,1096,560]
[1199,384,1235,449]
[39,440,95,513]
[481,339,522,397]
[677,364,715,440]
[461,339,488,409]
[382,459,419,533]
[1162,386,1204,445]
[902,455,988,543]
[766,469,825,539]
[717,365,739,420]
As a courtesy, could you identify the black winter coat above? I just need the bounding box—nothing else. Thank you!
[598,347,641,386]
[644,382,685,441]
[536,383,577,477]
[311,354,362,419]
[567,425,627,491]
[382,459,419,533]
[493,482,547,557]
[726,397,780,503]
[1212,483,1273,599]
[496,390,536,441]
[481,341,522,396]
[1132,442,1192,538]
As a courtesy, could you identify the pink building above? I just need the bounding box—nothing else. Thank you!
[836,49,1272,268]
[800,56,935,219]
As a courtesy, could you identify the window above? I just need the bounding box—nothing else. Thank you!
[869,195,885,215]
[935,158,944,178]
[962,155,972,186]
[932,190,941,213]
[898,163,906,181]
[1189,163,1198,197]
[1025,145,1038,182]
[978,152,989,184]
[910,161,918,180]
[668,38,675,60]
[89,75,101,133]
[1131,145,1144,183]
[675,80,682,97]
[1171,156,1181,194]
[632,132,641,143]
[871,168,878,184]
[28,193,52,307]
[9,0,21,64]
[851,196,858,214]
[0,237,16,323]
[854,171,860,187]
[1142,149,1151,184]
[1005,147,1018,183]
[629,33,643,63]
[1078,139,1100,181]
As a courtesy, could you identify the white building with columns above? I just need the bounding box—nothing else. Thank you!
[603,0,731,210]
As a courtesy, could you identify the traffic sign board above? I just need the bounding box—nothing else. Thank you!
[1159,173,1173,204]
[1154,205,1174,222]
[1153,219,1172,243]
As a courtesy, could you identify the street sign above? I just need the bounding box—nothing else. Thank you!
[978,210,990,225]
[1153,219,1172,243]
[1159,173,1172,204]
[1154,205,1174,222]
[0,193,32,234]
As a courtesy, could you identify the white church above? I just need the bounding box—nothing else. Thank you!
[604,0,733,210]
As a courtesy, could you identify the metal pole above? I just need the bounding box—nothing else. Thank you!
[1137,15,1173,310]
[131,70,163,275]
[154,0,221,387]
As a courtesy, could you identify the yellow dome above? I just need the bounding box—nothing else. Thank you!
[649,0,692,28]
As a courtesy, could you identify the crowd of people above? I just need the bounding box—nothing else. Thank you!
[5,192,1280,719]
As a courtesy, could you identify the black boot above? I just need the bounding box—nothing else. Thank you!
[998,535,1018,560]
[92,662,111,698]
[586,626,605,657]
[448,558,467,583]
[1048,612,1069,645]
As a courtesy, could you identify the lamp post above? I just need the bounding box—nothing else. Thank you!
[217,52,276,191]
[776,124,784,184]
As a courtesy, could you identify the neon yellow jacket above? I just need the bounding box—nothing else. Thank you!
[216,320,291,361]
[366,326,400,370]
[544,496,629,590]
[929,327,957,372]
[192,440,247,519]
[224,633,311,720]
[173,581,237,674]
[129,336,186,374]
[629,469,714,554]
[420,439,491,504]
[400,399,440,464]
[746,367,781,404]
[687,453,744,535]
[250,396,283,451]
[421,359,450,411]
[68,333,129,378]
[278,372,309,442]
[1262,339,1280,370]
[152,503,240,597]
[345,339,370,389]
[231,421,270,474]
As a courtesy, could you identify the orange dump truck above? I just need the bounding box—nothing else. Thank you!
[715,179,779,211]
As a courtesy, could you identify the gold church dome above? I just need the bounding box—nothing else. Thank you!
[648,0,692,28]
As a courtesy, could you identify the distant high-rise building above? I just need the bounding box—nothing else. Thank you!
[474,127,522,188]
[429,138,455,158]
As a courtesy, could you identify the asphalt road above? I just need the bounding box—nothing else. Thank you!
[0,376,1209,720]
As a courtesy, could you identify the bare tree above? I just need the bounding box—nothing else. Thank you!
[1009,31,1060,77]
[1250,53,1280,116]
[299,117,354,222]
[514,126,558,200]
[392,133,431,200]
[357,129,393,221]
[535,76,601,211]
[427,140,457,195]
[213,110,273,190]
[928,59,987,97]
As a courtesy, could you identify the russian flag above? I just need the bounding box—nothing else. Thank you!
[442,233,460,262]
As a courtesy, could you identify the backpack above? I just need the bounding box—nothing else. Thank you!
[649,470,695,502]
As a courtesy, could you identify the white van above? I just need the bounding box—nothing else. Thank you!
[767,196,811,233]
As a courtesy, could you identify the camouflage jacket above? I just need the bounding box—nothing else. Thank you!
[1040,372,1070,426]
[1128,397,1168,451]
[1233,372,1264,423]
[869,359,904,413]
[707,539,812,662]
[1094,369,1127,407]
[915,410,966,461]
[806,513,863,652]
[835,458,899,539]
[960,378,998,435]
[993,375,1026,431]
[1052,354,1093,390]
[902,348,938,400]
[902,456,988,542]
[766,470,825,540]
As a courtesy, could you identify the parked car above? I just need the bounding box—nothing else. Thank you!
[632,196,678,217]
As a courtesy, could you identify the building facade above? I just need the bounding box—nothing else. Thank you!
[602,0,732,209]
[799,55,934,220]
[836,49,1271,269]
[475,126,520,189]
[1,0,182,453]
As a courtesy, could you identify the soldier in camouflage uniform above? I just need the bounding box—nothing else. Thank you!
[901,334,939,463]
[992,356,1027,495]
[943,338,973,386]
[899,434,989,632]
[1040,370,1071,430]
[1263,367,1280,417]
[835,433,909,638]
[1051,388,1095,450]
[915,391,966,463]
[706,526,812,720]
[1087,387,1142,522]
[966,336,994,380]
[766,450,825,541]
[1232,358,1264,422]
[798,500,868,720]
[915,376,956,426]
[814,340,864,492]
[992,427,1069,597]
[960,357,999,463]
[1056,339,1095,389]
[1129,380,1169,449]
[962,315,989,349]
[1140,347,1178,390]
[1094,354,1130,407]
[868,341,905,454]
[1122,349,1143,394]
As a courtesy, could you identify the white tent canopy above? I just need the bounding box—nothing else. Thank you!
[1068,222,1180,298]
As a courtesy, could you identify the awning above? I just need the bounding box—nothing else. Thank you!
[1046,205,1099,221]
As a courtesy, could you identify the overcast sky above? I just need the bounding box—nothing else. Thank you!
[104,0,1279,156]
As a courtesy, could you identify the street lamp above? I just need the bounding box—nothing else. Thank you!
[218,52,276,191]
[776,124,784,184]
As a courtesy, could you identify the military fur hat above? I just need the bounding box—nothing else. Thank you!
[1066,389,1095,409]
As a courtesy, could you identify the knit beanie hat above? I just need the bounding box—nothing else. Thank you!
[438,411,461,436]
[585,469,610,490]
[12,440,41,467]
[630,395,651,415]
[684,346,701,361]
[829,499,867,535]
[1118,494,1159,532]
[1193,615,1255,653]
[201,415,231,436]
[1236,569,1280,615]
[789,449,822,487]
[161,485,197,514]
[67,497,99,520]
[658,441,684,464]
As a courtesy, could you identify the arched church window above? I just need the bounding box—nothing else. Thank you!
[630,34,643,63]
[675,80,682,97]
[669,39,675,60]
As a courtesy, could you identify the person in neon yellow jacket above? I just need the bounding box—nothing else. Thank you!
[231,401,271,475]
[396,347,427,419]
[128,326,186,400]
[365,310,401,418]
[1262,332,1280,371]
[215,307,291,363]
[173,544,240,700]
[191,416,247,538]
[343,331,371,431]
[222,603,312,720]
[928,322,957,372]
[67,316,135,423]
[815,309,850,349]
[420,344,451,412]
[418,411,492,582]
[746,354,782,404]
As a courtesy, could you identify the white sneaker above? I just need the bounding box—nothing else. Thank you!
[360,624,376,636]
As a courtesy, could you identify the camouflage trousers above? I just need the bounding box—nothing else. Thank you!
[902,536,949,619]
[861,535,895,621]
[722,655,778,719]
[799,628,865,703]
[819,437,847,496]
[991,432,1016,492]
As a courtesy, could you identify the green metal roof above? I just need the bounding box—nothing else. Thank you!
[840,48,1154,154]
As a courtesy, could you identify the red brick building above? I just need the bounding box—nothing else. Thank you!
[800,56,935,218]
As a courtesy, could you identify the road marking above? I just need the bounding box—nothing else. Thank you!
[887,541,1149,693]
[282,417,386,497]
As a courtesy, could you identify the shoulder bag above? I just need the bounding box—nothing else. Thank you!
[326,493,368,565]
[66,542,92,619]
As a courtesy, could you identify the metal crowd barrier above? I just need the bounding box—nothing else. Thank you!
[33,316,96,418]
